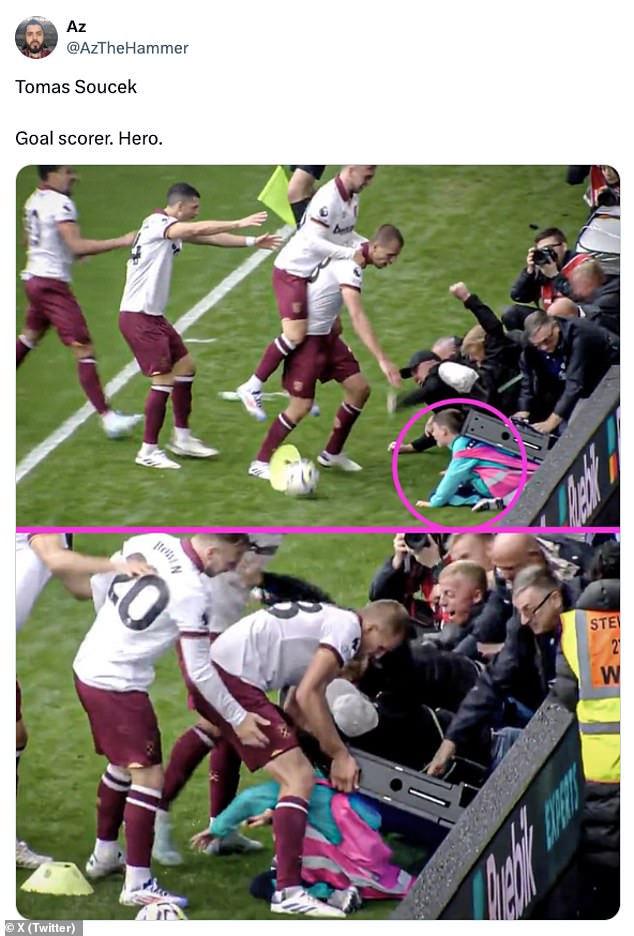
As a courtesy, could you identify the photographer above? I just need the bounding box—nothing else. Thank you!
[369,533,443,633]
[503,227,590,331]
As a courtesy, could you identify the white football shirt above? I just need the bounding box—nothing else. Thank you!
[22,187,78,283]
[210,603,362,691]
[16,533,70,631]
[274,176,363,277]
[306,258,364,336]
[119,212,182,316]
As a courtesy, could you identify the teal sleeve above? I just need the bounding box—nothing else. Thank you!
[428,437,479,507]
[210,780,280,838]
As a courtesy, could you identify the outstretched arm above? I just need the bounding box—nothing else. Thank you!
[58,221,135,257]
[342,285,401,387]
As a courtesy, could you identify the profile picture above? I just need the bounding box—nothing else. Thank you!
[15,15,57,58]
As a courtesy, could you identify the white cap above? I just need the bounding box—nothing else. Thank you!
[326,679,379,737]
[439,360,480,393]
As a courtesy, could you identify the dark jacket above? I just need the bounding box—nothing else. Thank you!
[510,249,578,306]
[395,362,487,411]
[422,596,487,655]
[369,555,436,631]
[578,275,620,335]
[518,317,620,421]
[463,294,522,413]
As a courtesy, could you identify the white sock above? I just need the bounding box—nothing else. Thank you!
[154,808,170,828]
[139,442,157,457]
[125,864,152,892]
[174,427,191,443]
[94,839,119,862]
[246,375,263,392]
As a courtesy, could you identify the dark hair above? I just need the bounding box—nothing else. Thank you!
[211,533,252,547]
[166,183,200,204]
[590,541,620,581]
[534,227,566,245]
[432,408,464,435]
[374,224,404,248]
[37,166,61,181]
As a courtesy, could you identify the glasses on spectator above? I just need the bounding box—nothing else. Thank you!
[522,590,556,623]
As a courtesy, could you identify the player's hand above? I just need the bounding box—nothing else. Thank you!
[244,808,274,828]
[426,739,457,777]
[449,282,471,302]
[113,557,155,577]
[388,440,398,453]
[416,500,432,508]
[119,231,138,248]
[234,712,271,748]
[330,750,360,793]
[190,829,215,853]
[378,357,402,388]
[255,233,283,251]
[237,211,268,229]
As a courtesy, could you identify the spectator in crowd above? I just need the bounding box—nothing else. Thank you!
[368,533,443,634]
[447,533,495,580]
[569,259,620,335]
[426,565,571,778]
[423,561,489,653]
[416,410,533,510]
[514,311,620,434]
[449,283,523,414]
[432,336,463,361]
[566,166,620,210]
[287,166,327,225]
[392,350,482,412]
[551,541,620,920]
[503,227,590,331]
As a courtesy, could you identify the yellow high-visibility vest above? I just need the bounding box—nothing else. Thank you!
[560,609,620,783]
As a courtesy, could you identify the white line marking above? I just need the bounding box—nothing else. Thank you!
[17,227,292,484]
[186,338,218,344]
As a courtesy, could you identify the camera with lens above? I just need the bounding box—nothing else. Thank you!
[403,532,432,551]
[532,245,558,267]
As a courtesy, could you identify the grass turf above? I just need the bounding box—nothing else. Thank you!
[15,165,587,527]
[15,532,425,921]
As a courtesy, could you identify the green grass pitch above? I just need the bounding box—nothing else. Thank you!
[16,532,429,921]
[15,166,587,527]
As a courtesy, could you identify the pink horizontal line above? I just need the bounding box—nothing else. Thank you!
[16,526,621,535]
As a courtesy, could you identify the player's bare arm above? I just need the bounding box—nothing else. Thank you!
[342,286,401,387]
[294,647,360,792]
[165,211,268,242]
[187,232,283,250]
[57,221,136,257]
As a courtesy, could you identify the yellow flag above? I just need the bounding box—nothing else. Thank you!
[258,166,296,227]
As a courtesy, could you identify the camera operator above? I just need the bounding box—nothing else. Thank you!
[503,227,590,332]
[566,166,620,211]
[449,282,523,414]
[514,310,619,434]
[369,533,443,633]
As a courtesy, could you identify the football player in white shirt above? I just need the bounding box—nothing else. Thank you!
[17,166,141,440]
[249,225,403,479]
[119,182,281,470]
[16,533,152,869]
[237,166,375,420]
[194,597,409,917]
[153,535,284,865]
[72,532,274,908]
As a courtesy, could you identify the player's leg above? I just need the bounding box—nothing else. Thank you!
[17,278,49,367]
[168,350,218,458]
[153,717,217,866]
[266,749,344,918]
[203,738,264,854]
[318,344,368,472]
[15,683,53,869]
[119,312,180,469]
[249,337,320,478]
[237,269,309,420]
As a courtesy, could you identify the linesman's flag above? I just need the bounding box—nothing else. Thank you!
[258,166,296,227]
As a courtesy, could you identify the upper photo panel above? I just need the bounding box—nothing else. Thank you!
[16,165,620,528]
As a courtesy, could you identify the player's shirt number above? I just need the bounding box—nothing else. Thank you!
[107,574,170,631]
[268,601,323,619]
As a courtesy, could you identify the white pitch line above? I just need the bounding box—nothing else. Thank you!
[16,226,292,484]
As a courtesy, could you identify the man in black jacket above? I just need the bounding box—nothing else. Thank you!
[425,565,575,778]
[514,311,619,433]
[569,260,620,336]
[503,227,590,331]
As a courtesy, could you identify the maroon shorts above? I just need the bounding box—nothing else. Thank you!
[273,267,309,321]
[16,680,22,722]
[282,332,361,399]
[23,276,91,346]
[119,311,188,376]
[188,665,299,772]
[175,635,215,713]
[74,675,162,767]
